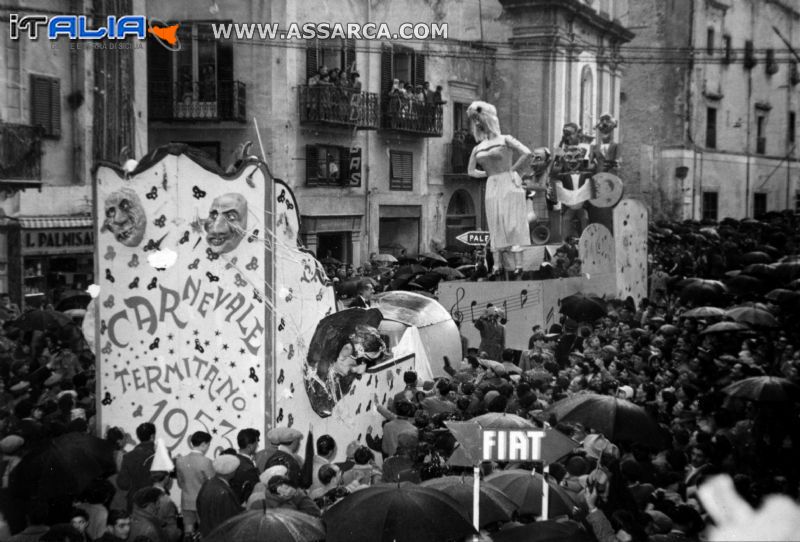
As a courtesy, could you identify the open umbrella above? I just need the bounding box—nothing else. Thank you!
[700,321,751,335]
[765,288,800,307]
[741,263,777,280]
[682,306,726,319]
[484,470,579,519]
[788,278,800,290]
[397,264,426,276]
[740,251,772,264]
[373,253,398,264]
[55,292,92,312]
[490,520,592,542]
[4,309,75,334]
[545,394,663,445]
[421,476,518,527]
[726,274,765,293]
[205,509,325,542]
[432,266,465,280]
[559,293,607,322]
[730,301,772,312]
[420,252,448,264]
[679,279,728,305]
[725,307,779,328]
[723,376,800,403]
[773,261,800,282]
[9,433,116,500]
[323,484,475,542]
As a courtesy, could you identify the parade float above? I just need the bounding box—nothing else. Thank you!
[93,144,445,455]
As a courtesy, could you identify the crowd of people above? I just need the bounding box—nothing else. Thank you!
[0,210,797,541]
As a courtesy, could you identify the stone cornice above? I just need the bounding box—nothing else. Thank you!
[498,0,635,43]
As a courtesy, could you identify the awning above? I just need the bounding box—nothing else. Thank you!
[17,216,92,229]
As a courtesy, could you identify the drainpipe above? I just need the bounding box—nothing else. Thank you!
[363,0,372,260]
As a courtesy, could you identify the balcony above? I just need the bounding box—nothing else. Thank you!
[299,86,379,130]
[0,123,43,190]
[381,96,443,137]
[443,139,476,178]
[149,80,246,122]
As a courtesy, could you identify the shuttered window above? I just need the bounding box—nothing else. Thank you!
[30,75,60,138]
[306,144,355,187]
[389,151,413,191]
[380,44,426,94]
[306,38,356,82]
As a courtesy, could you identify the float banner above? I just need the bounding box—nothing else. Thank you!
[94,147,271,456]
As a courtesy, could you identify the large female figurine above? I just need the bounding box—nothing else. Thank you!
[467,101,532,278]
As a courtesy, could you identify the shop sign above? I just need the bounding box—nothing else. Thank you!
[23,228,95,255]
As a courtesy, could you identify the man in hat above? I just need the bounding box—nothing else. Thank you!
[175,431,214,537]
[117,423,157,512]
[263,427,306,488]
[474,307,505,361]
[196,455,242,537]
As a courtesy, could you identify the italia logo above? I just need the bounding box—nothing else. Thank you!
[9,14,182,51]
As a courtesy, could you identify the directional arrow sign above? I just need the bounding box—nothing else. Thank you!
[456,230,491,246]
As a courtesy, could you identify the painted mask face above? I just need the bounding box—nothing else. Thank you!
[103,189,147,247]
[205,193,248,254]
[562,124,581,146]
[562,146,587,172]
[531,149,550,176]
[596,115,617,135]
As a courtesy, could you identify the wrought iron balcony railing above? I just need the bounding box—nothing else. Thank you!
[0,123,42,183]
[299,86,379,130]
[381,95,443,137]
[149,80,246,122]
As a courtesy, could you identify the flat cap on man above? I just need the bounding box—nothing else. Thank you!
[267,427,303,445]
[212,455,240,475]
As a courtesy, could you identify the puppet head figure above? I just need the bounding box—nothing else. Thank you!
[561,122,582,147]
[103,189,147,247]
[562,145,588,173]
[530,147,551,177]
[595,113,618,142]
[467,101,501,142]
[205,193,248,254]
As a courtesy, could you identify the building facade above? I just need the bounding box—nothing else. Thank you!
[622,0,800,221]
[145,0,632,266]
[0,0,146,309]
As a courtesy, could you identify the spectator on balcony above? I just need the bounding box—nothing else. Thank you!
[424,81,435,103]
[388,79,402,97]
[433,85,445,104]
[308,66,330,87]
[329,67,342,86]
[413,85,425,102]
[348,72,362,92]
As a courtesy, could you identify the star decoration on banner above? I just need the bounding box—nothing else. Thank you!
[167,334,174,341]
[189,394,195,399]
[193,330,199,336]
[215,330,221,336]
[239,348,245,355]
[222,344,229,350]
[229,362,236,368]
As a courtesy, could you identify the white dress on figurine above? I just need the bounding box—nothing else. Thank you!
[472,136,531,250]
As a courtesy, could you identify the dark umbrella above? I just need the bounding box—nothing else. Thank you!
[397,264,426,276]
[559,293,607,322]
[741,263,777,280]
[682,306,726,319]
[205,509,325,542]
[55,292,92,312]
[484,470,579,519]
[788,278,800,290]
[773,261,800,282]
[4,309,75,334]
[323,484,475,542]
[432,266,465,280]
[700,321,751,335]
[678,279,728,305]
[755,244,780,257]
[740,251,772,264]
[420,252,448,264]
[765,288,800,308]
[725,307,779,328]
[10,433,116,500]
[545,394,663,445]
[726,274,765,293]
[490,520,592,542]
[723,376,800,403]
[421,476,517,527]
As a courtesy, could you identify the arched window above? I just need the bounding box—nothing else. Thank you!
[445,190,476,249]
[579,65,594,133]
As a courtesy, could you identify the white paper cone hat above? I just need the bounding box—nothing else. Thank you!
[151,438,174,472]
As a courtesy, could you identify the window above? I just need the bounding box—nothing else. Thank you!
[305,38,356,81]
[789,111,796,145]
[453,102,470,133]
[796,191,800,212]
[173,141,221,165]
[702,192,718,222]
[791,62,800,86]
[753,193,767,217]
[706,107,717,149]
[744,40,756,69]
[723,35,733,64]
[389,150,413,190]
[756,114,766,154]
[30,75,60,138]
[766,48,778,75]
[305,145,360,187]
[381,45,426,95]
[706,27,715,55]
